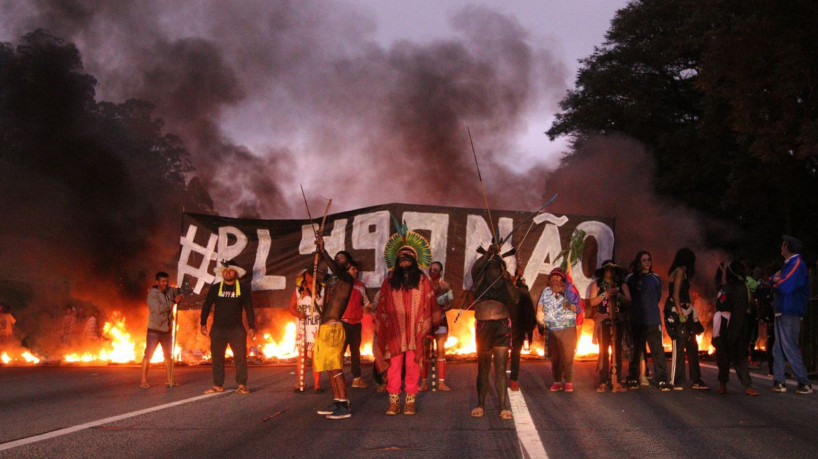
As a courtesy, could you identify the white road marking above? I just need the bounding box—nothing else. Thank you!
[508,389,548,459]
[0,391,226,451]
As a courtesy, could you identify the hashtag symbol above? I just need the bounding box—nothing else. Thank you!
[177,224,218,294]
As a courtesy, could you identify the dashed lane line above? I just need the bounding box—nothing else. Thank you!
[509,389,548,459]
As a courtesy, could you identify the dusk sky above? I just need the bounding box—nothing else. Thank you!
[0,0,632,216]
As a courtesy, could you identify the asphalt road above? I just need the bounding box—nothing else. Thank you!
[0,360,815,458]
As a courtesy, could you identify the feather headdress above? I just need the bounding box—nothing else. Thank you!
[384,216,432,271]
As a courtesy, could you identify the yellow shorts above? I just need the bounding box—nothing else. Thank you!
[313,322,346,373]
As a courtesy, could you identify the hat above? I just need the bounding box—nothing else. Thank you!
[782,235,803,254]
[548,267,567,280]
[214,260,246,279]
[594,259,624,279]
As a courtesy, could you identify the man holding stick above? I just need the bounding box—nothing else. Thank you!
[313,236,356,419]
[140,271,182,389]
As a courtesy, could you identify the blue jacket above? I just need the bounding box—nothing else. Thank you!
[626,272,662,325]
[773,254,810,317]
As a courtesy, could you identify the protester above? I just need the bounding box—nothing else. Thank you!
[770,236,812,394]
[509,266,536,392]
[625,251,673,391]
[755,267,777,375]
[537,268,579,394]
[374,230,434,416]
[313,240,356,419]
[61,305,76,346]
[713,261,758,395]
[141,271,182,389]
[201,261,255,395]
[0,302,16,346]
[420,261,454,392]
[588,260,630,392]
[288,266,324,393]
[470,244,518,419]
[84,309,101,343]
[664,248,708,390]
[343,259,372,389]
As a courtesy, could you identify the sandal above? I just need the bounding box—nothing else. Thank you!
[499,409,513,420]
[139,382,151,389]
[235,386,250,395]
[204,386,224,394]
[471,407,484,418]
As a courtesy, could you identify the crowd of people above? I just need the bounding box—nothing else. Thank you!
[136,233,813,420]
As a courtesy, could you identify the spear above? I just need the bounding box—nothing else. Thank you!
[299,186,332,392]
[468,127,499,244]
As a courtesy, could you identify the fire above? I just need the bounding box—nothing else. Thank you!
[259,322,298,360]
[1,348,42,365]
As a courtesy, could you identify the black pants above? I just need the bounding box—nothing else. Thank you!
[670,333,701,385]
[509,331,526,381]
[210,327,248,386]
[714,320,752,387]
[628,324,667,382]
[342,321,362,378]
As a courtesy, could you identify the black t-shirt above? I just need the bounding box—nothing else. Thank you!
[201,281,255,330]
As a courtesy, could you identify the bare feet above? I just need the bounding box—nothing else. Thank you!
[204,386,224,394]
[471,407,484,417]
[499,409,513,420]
[139,382,151,389]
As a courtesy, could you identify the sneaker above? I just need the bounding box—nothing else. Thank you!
[795,384,813,395]
[673,384,684,391]
[351,377,368,389]
[509,380,520,391]
[564,383,574,392]
[658,381,673,392]
[626,379,639,390]
[745,388,759,396]
[317,401,338,415]
[692,380,710,390]
[326,403,352,419]
[549,382,563,392]
[770,381,787,393]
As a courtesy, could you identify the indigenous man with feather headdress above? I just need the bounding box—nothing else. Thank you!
[374,226,435,416]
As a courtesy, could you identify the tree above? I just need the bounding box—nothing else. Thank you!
[0,30,213,307]
[547,0,818,261]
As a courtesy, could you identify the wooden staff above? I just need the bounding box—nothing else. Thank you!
[299,186,332,392]
[468,127,498,244]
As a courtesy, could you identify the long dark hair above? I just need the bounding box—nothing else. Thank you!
[668,248,696,279]
[630,250,653,274]
[389,258,422,290]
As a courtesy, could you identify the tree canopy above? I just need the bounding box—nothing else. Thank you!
[0,30,213,302]
[548,0,818,262]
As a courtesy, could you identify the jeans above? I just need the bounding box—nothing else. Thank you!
[773,314,810,385]
[144,329,172,360]
[628,324,668,383]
